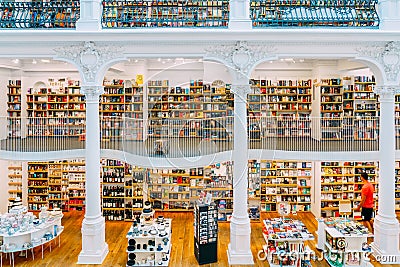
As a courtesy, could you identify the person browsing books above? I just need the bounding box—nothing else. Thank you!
[354,172,374,233]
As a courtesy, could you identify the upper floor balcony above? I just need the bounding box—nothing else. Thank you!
[0,0,380,30]
[0,115,388,163]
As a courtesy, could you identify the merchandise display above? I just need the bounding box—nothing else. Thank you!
[194,201,218,264]
[261,218,314,267]
[126,207,171,267]
[0,205,64,262]
[317,218,372,267]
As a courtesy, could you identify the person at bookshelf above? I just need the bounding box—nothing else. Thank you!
[354,172,374,233]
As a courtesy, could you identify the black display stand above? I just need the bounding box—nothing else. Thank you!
[194,201,218,265]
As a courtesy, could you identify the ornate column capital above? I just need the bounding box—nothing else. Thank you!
[54,41,124,84]
[231,84,252,101]
[374,85,400,100]
[205,41,276,80]
[81,85,104,102]
[357,41,400,84]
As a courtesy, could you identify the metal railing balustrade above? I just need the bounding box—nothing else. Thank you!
[0,1,80,29]
[250,0,380,28]
[0,116,386,158]
[102,0,229,28]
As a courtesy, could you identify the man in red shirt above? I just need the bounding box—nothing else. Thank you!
[355,172,374,233]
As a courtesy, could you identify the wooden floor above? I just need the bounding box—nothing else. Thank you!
[4,211,395,267]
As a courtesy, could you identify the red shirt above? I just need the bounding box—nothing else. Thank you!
[361,182,374,208]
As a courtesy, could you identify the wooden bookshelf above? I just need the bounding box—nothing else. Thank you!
[353,76,378,140]
[8,161,22,202]
[67,159,86,211]
[101,159,127,221]
[48,161,68,211]
[124,165,145,221]
[27,162,49,212]
[259,160,312,212]
[320,161,378,218]
[148,168,192,211]
[7,80,22,137]
[317,78,344,140]
[248,79,312,138]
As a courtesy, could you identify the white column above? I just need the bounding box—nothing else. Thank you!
[227,85,254,265]
[371,86,400,264]
[229,0,252,30]
[76,0,102,31]
[378,0,400,30]
[78,85,109,264]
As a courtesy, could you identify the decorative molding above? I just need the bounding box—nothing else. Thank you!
[205,41,276,80]
[374,85,400,99]
[81,85,104,102]
[231,84,252,99]
[357,41,400,83]
[54,41,124,84]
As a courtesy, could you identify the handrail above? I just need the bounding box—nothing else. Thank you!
[250,0,380,28]
[102,0,229,28]
[0,1,80,29]
[0,116,387,158]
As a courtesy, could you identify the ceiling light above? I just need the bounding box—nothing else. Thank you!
[134,59,138,63]
[12,59,19,64]
[157,58,161,62]
[41,59,50,63]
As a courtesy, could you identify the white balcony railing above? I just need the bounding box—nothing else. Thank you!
[0,116,385,159]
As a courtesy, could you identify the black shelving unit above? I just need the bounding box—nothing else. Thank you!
[194,201,218,265]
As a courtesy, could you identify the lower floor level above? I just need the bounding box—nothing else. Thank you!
[4,210,399,267]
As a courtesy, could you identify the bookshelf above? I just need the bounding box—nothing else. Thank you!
[320,161,378,218]
[7,80,22,137]
[353,76,378,140]
[101,159,126,221]
[48,161,68,211]
[259,160,312,212]
[26,79,85,137]
[147,168,191,211]
[248,159,261,221]
[101,79,144,140]
[124,166,146,221]
[204,162,233,222]
[27,162,49,212]
[67,159,86,211]
[318,78,344,140]
[248,79,312,138]
[8,162,23,202]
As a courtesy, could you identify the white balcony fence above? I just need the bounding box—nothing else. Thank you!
[0,116,384,160]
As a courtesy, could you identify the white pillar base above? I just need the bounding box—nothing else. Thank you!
[227,217,254,265]
[77,216,109,264]
[76,19,102,31]
[370,214,400,264]
[228,19,253,30]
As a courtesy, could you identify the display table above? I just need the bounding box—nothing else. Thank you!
[260,218,314,267]
[126,217,171,266]
[317,218,372,267]
[0,214,63,267]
